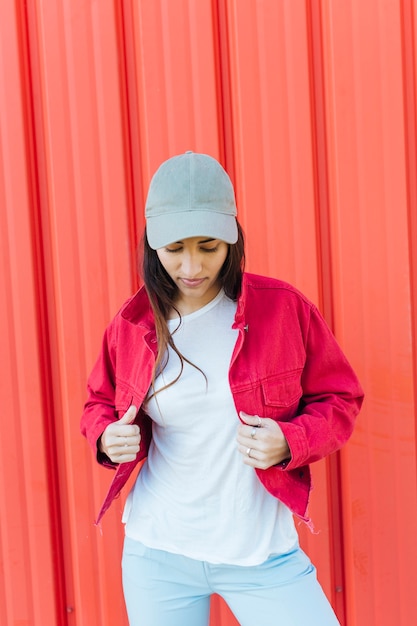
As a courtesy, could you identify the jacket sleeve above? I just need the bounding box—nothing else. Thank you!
[277,305,364,469]
[80,322,120,466]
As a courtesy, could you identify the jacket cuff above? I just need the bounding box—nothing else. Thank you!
[276,421,308,469]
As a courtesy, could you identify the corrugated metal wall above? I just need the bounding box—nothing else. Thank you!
[1,1,416,624]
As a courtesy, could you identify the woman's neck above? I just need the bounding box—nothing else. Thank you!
[168,286,222,319]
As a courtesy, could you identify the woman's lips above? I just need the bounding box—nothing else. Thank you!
[180,278,206,288]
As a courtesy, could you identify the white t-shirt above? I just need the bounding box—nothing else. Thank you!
[123,289,297,565]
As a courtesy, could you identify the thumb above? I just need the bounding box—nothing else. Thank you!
[239,411,261,426]
[118,405,137,425]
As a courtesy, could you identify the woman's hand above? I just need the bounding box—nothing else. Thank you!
[237,412,291,469]
[98,405,141,464]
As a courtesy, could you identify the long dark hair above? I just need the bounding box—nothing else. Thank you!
[140,221,245,396]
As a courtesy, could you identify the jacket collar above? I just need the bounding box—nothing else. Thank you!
[121,286,155,329]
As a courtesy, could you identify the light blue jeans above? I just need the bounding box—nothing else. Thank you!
[122,537,340,626]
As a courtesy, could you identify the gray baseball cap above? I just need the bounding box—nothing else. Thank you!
[145,151,238,249]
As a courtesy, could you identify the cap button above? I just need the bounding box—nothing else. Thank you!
[185,150,193,154]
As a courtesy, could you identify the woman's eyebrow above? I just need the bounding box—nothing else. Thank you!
[173,238,216,244]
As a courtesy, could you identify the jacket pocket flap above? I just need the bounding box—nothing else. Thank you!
[262,372,302,407]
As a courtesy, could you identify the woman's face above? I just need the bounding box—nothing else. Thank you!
[156,236,229,315]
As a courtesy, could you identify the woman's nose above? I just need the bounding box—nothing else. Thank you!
[181,252,202,276]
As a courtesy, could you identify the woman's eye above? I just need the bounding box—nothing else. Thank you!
[201,246,218,253]
[165,247,182,253]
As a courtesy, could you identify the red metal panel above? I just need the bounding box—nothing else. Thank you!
[0,1,59,623]
[23,1,135,624]
[1,1,417,625]
[318,0,417,624]
[402,0,417,483]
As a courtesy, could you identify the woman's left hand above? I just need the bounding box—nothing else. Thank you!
[237,412,291,469]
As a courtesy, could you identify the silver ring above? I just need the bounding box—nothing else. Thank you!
[246,447,252,458]
[250,427,257,439]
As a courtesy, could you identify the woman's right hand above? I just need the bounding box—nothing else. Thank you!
[98,405,141,463]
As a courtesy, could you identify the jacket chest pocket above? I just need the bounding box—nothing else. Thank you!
[262,371,302,407]
[233,370,303,421]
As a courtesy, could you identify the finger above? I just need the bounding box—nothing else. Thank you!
[110,451,139,464]
[239,411,263,427]
[118,405,137,425]
[238,444,272,470]
[119,440,140,453]
[116,424,140,438]
[105,427,140,452]
[238,444,258,460]
[116,432,141,449]
[236,425,264,446]
[108,440,140,462]
[237,435,257,451]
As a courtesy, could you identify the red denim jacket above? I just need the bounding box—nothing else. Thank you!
[81,273,364,525]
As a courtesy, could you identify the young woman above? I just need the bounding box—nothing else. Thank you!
[81,151,363,626]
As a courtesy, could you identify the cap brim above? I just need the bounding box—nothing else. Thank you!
[146,211,238,249]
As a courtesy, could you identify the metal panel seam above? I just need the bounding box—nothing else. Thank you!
[305,1,346,622]
[400,0,417,483]
[213,0,236,183]
[119,0,142,291]
[21,2,68,624]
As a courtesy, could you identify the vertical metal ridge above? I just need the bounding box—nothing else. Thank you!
[306,1,346,623]
[306,0,334,326]
[19,2,68,624]
[213,0,236,183]
[117,0,142,291]
[400,0,417,475]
